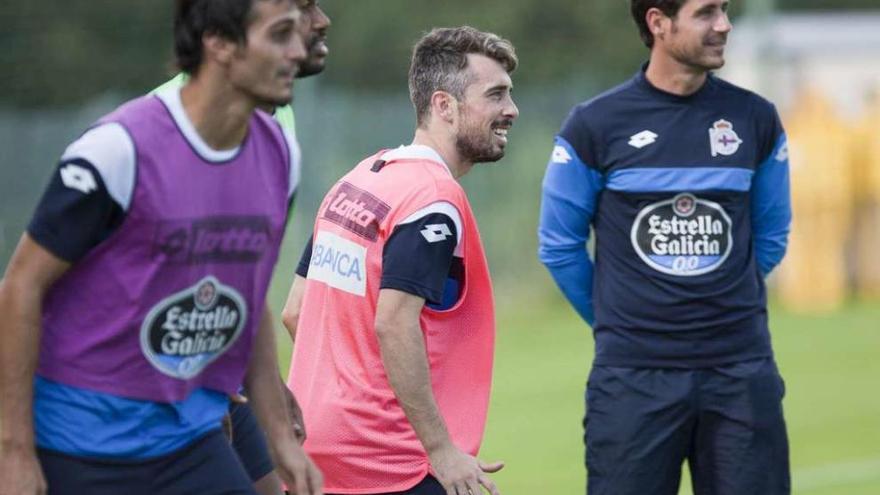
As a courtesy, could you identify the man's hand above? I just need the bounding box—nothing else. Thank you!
[429,443,503,495]
[229,386,305,444]
[0,444,47,495]
[283,385,307,444]
[268,435,323,495]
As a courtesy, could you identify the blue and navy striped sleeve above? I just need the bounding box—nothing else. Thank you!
[538,135,604,326]
[750,109,791,276]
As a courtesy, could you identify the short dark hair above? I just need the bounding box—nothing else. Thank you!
[630,0,687,48]
[408,26,518,127]
[174,0,285,75]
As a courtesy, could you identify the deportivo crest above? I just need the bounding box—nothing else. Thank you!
[140,276,247,379]
[631,193,733,276]
[709,119,743,157]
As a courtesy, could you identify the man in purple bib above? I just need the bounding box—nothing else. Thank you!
[0,1,323,494]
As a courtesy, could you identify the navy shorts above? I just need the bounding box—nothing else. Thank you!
[229,401,275,482]
[38,430,256,495]
[584,358,790,495]
[326,475,445,495]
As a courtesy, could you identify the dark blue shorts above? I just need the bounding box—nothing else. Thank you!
[38,430,255,495]
[584,358,790,495]
[229,401,275,482]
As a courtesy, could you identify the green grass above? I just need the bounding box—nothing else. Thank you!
[274,296,880,494]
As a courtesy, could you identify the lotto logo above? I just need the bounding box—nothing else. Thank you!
[628,130,658,149]
[323,182,391,241]
[60,163,98,194]
[420,224,453,243]
[551,145,572,164]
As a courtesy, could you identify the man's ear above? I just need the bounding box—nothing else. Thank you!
[203,33,237,66]
[430,90,458,124]
[646,7,672,43]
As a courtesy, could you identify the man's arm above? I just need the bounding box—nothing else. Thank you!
[751,133,792,276]
[281,235,312,343]
[0,235,71,495]
[245,304,322,495]
[280,272,308,442]
[281,275,307,342]
[374,289,502,495]
[538,136,603,326]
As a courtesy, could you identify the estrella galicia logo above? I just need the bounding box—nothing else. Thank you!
[154,216,272,264]
[140,276,247,379]
[631,193,733,276]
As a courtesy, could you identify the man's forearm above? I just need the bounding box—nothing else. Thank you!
[0,279,43,448]
[281,274,307,344]
[375,291,451,454]
[245,305,296,438]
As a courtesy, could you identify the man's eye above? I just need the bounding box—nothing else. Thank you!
[272,29,292,42]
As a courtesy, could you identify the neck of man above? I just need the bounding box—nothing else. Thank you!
[180,69,256,151]
[645,48,709,97]
[411,127,473,180]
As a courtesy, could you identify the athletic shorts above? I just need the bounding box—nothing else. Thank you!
[325,475,445,495]
[38,429,256,495]
[229,401,275,482]
[584,357,790,495]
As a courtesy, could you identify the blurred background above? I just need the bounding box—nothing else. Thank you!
[1,0,878,493]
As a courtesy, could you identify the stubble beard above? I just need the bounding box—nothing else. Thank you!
[669,24,726,72]
[455,122,504,164]
[296,35,327,78]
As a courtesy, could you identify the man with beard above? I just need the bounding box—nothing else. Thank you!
[0,1,323,494]
[280,26,518,495]
[538,1,792,494]
[153,2,330,494]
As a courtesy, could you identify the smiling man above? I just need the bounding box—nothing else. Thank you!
[538,1,792,494]
[281,26,518,495]
[0,1,323,494]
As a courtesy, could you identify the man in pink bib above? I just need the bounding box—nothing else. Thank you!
[282,26,519,495]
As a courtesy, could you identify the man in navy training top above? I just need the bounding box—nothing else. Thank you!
[0,1,323,494]
[538,0,792,493]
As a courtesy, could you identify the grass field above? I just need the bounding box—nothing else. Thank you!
[276,296,880,494]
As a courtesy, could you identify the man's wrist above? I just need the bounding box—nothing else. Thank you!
[424,437,455,458]
[1,435,36,453]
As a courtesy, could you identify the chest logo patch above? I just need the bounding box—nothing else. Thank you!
[631,193,733,276]
[628,130,658,149]
[709,119,743,157]
[323,182,391,241]
[308,230,367,296]
[140,276,247,379]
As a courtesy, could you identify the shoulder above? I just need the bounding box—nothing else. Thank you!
[557,78,641,165]
[381,146,464,197]
[711,75,779,118]
[62,122,137,209]
[565,78,640,129]
[273,105,296,133]
[149,73,188,95]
